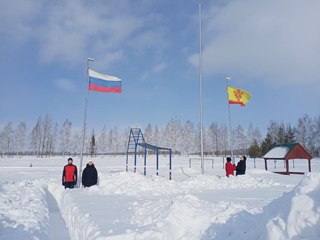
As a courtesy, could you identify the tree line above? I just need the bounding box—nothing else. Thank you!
[1,114,319,158]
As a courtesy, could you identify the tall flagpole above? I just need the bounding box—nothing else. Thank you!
[79,57,94,187]
[199,2,204,174]
[226,76,234,163]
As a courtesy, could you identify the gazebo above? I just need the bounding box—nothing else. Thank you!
[263,143,312,175]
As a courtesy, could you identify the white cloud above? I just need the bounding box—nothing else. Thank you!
[54,79,77,92]
[190,0,320,88]
[0,0,44,43]
[141,62,168,81]
[37,0,170,67]
[153,62,168,73]
[1,0,168,67]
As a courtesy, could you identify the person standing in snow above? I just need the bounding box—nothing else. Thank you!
[62,158,78,189]
[82,160,98,188]
[225,157,236,177]
[236,155,247,176]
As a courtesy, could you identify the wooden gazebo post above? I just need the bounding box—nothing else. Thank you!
[285,158,289,174]
[308,159,311,172]
[264,158,268,171]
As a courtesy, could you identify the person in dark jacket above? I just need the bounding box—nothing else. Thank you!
[225,157,236,177]
[236,156,246,176]
[82,160,98,188]
[62,158,77,189]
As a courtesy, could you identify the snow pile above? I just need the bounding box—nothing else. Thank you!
[265,173,320,239]
[47,182,101,240]
[0,180,49,239]
[62,172,250,239]
[128,195,247,240]
[204,173,320,239]
[182,173,275,190]
[71,171,276,239]
[93,171,277,197]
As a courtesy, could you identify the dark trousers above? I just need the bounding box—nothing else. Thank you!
[64,182,75,189]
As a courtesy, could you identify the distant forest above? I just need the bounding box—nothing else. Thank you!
[1,114,319,158]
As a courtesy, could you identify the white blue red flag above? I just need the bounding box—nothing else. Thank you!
[88,69,122,93]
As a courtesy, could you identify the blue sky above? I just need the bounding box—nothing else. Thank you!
[1,0,319,133]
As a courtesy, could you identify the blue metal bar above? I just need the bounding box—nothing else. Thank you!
[169,149,172,180]
[125,153,128,172]
[125,129,132,172]
[134,143,137,173]
[156,149,159,176]
[144,146,147,176]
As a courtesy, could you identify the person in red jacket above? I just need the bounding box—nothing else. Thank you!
[62,158,78,189]
[225,157,236,177]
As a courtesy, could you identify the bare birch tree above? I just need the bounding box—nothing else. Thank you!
[15,122,27,156]
[144,124,153,143]
[60,119,72,156]
[30,117,42,156]
[98,125,108,155]
[208,122,219,156]
[0,122,14,155]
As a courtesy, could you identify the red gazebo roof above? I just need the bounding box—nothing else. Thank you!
[263,143,312,160]
[263,143,312,175]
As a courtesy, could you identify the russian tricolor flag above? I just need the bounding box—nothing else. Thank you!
[88,69,122,93]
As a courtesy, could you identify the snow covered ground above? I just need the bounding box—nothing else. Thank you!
[0,155,319,240]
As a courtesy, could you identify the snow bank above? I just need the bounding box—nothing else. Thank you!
[0,180,49,239]
[265,173,320,239]
[0,178,100,240]
[125,194,246,239]
[204,173,320,240]
[79,171,274,239]
[91,171,278,197]
[47,182,101,240]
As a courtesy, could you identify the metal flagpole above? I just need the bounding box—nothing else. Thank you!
[199,2,204,174]
[79,57,94,187]
[225,76,234,164]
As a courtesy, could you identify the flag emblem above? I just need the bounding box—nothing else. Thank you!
[228,86,251,106]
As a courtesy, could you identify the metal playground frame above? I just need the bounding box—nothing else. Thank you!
[125,128,172,180]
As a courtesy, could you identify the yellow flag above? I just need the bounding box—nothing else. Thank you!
[228,86,251,106]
